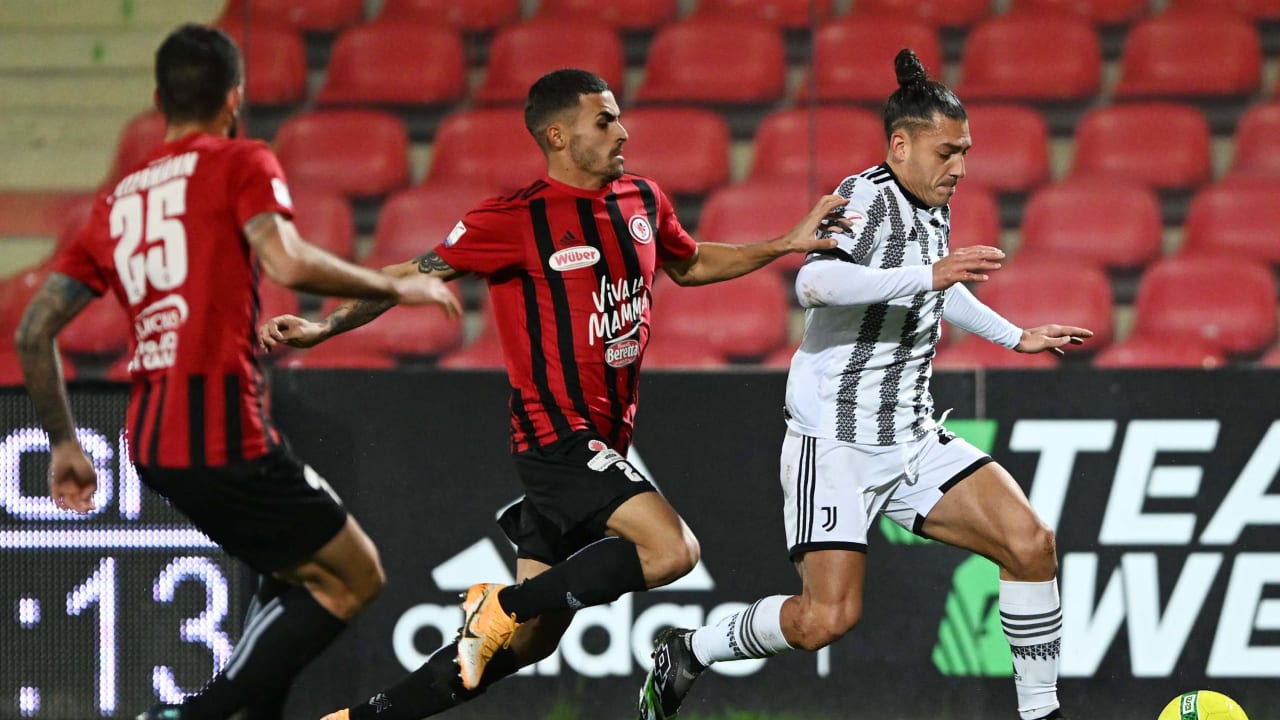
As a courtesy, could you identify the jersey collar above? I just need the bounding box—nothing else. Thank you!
[880,163,935,212]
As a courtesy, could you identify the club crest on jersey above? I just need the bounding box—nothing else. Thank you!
[444,221,466,247]
[549,246,601,272]
[604,338,640,368]
[628,214,653,244]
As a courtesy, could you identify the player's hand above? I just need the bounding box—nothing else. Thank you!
[1015,324,1094,356]
[390,275,462,317]
[258,314,328,351]
[49,441,97,514]
[932,246,1005,290]
[780,195,849,254]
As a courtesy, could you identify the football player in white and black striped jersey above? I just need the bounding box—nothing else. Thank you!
[639,49,1091,720]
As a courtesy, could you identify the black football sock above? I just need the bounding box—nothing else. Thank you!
[232,575,293,720]
[496,536,647,622]
[181,586,346,719]
[348,641,519,719]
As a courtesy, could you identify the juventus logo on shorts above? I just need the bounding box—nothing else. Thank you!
[820,506,838,532]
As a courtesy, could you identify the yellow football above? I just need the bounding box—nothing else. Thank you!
[1158,690,1249,720]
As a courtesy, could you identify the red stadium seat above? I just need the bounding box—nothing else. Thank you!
[650,271,789,358]
[1179,179,1280,266]
[473,19,624,105]
[956,14,1101,102]
[852,0,991,28]
[439,305,506,369]
[59,297,131,358]
[1093,335,1225,369]
[621,108,729,196]
[747,107,885,192]
[762,343,797,369]
[635,19,786,105]
[808,16,940,104]
[1228,102,1280,179]
[1007,0,1149,25]
[275,111,409,198]
[641,334,729,369]
[1019,179,1162,271]
[216,0,365,32]
[218,23,307,107]
[258,278,301,319]
[973,255,1114,349]
[316,24,465,106]
[1114,12,1260,99]
[103,111,165,188]
[283,344,397,370]
[290,188,354,260]
[368,183,496,266]
[1070,103,1211,191]
[1170,0,1280,21]
[695,181,814,274]
[373,0,520,33]
[422,109,544,194]
[535,0,676,31]
[1127,257,1276,355]
[1259,345,1280,368]
[948,184,1001,251]
[933,340,1058,369]
[690,0,834,28]
[962,104,1049,193]
[317,297,463,358]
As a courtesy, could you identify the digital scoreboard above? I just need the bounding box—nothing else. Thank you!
[1,388,242,719]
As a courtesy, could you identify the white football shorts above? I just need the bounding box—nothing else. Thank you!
[779,425,992,559]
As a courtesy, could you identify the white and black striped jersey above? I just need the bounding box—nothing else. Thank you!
[785,163,951,446]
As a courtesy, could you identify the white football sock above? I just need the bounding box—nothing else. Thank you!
[1000,579,1062,720]
[689,594,793,666]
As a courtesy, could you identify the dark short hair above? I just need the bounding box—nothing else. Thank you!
[155,24,242,124]
[524,68,611,149]
[882,48,966,138]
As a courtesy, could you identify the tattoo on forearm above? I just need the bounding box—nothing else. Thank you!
[14,274,95,445]
[416,251,453,275]
[326,298,396,335]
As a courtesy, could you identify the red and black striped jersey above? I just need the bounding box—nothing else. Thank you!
[435,173,697,453]
[52,133,292,468]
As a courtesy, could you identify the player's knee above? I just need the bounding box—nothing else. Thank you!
[793,600,861,651]
[643,534,700,587]
[1004,523,1057,581]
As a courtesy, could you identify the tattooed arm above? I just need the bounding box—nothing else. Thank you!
[258,250,463,351]
[14,273,100,513]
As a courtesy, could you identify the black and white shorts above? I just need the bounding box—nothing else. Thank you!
[138,447,348,574]
[498,431,657,566]
[779,426,992,559]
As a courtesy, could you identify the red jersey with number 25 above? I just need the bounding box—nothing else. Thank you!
[434,174,697,454]
[52,133,294,469]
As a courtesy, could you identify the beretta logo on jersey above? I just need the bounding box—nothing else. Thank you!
[605,338,640,368]
[628,214,652,244]
[549,246,601,272]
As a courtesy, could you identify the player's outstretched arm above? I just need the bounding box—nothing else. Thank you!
[663,195,848,286]
[258,249,463,352]
[14,272,99,513]
[1015,324,1093,356]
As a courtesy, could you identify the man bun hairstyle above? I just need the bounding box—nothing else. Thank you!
[155,24,242,124]
[524,68,611,150]
[883,48,966,138]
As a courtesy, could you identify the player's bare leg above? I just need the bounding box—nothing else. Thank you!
[922,462,1064,720]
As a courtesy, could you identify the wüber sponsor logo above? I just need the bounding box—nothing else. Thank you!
[605,338,640,368]
[549,246,601,272]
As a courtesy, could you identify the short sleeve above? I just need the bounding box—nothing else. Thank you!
[49,197,110,296]
[828,174,888,266]
[232,142,294,228]
[653,185,696,265]
[433,200,525,276]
